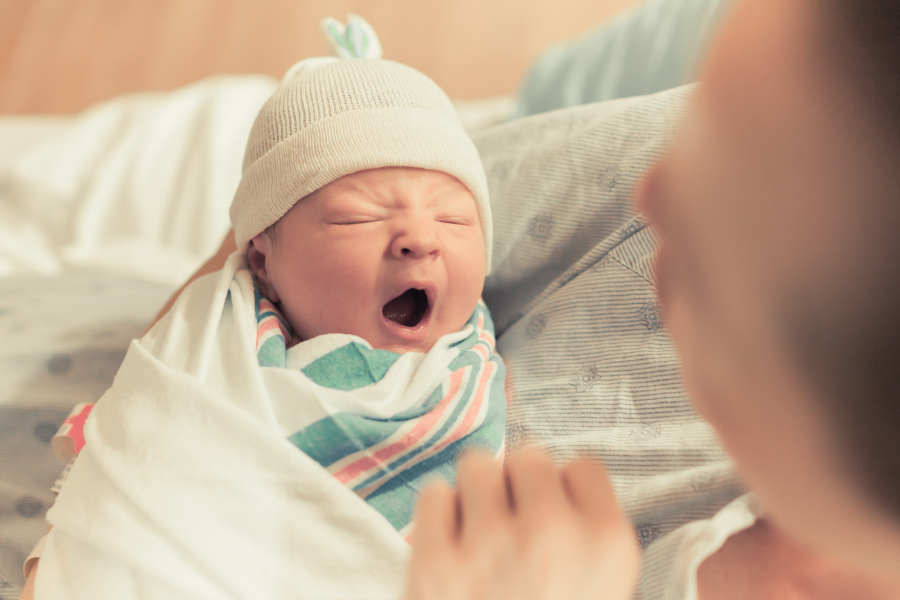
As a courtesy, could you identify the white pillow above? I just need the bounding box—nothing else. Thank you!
[0,75,277,283]
[515,0,734,116]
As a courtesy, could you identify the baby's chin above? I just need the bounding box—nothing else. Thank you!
[370,340,436,354]
[364,329,447,354]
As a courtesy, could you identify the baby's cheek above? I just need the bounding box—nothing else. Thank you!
[460,257,486,299]
[451,273,485,327]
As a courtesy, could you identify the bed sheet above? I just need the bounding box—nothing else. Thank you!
[0,274,174,596]
[0,75,277,286]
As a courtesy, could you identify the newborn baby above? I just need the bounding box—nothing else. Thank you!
[229,54,506,531]
[29,51,505,600]
[226,55,506,532]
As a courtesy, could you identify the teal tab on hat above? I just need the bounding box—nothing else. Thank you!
[320,13,383,59]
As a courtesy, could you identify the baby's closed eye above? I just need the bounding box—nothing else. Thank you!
[326,213,383,225]
[435,215,474,226]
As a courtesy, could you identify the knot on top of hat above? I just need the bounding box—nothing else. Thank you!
[320,13,383,60]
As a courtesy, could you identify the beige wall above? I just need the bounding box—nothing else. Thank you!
[0,0,638,114]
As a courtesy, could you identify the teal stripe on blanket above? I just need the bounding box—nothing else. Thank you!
[301,342,400,391]
[257,336,286,368]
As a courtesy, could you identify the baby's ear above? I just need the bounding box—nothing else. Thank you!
[248,235,280,303]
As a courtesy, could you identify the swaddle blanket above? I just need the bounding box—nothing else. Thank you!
[252,274,506,535]
[35,252,505,600]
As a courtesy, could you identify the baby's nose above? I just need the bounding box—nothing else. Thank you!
[391,220,440,259]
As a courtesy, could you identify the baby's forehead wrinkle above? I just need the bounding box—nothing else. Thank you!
[326,176,470,211]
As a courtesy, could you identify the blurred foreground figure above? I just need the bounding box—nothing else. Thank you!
[404,0,900,598]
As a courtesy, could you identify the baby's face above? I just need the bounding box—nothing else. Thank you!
[250,167,486,354]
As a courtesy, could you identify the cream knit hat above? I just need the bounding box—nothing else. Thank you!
[230,52,492,271]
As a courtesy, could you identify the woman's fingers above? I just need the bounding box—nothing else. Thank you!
[455,450,510,543]
[560,460,623,528]
[560,459,641,600]
[406,481,460,600]
[505,448,569,523]
[413,480,458,556]
[405,449,641,600]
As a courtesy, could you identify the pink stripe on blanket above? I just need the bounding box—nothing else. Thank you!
[62,403,92,453]
[332,369,465,484]
[256,317,284,347]
[52,402,94,462]
[471,342,490,361]
[431,361,495,454]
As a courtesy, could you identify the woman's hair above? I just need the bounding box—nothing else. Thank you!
[788,0,900,518]
[824,1,900,143]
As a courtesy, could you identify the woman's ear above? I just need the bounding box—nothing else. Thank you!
[248,234,280,303]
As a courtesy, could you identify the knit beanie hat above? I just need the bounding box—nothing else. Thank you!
[229,17,492,272]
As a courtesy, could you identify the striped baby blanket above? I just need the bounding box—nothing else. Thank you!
[251,273,506,535]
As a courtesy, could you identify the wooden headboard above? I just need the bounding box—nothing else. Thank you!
[0,0,637,114]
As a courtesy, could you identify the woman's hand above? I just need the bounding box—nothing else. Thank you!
[404,449,640,600]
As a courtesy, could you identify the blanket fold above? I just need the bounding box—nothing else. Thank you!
[36,252,505,600]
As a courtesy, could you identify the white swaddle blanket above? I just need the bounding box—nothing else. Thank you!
[35,251,506,599]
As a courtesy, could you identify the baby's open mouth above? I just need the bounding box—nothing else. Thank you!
[383,289,429,327]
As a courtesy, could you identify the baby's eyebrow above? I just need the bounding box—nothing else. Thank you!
[323,184,384,209]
